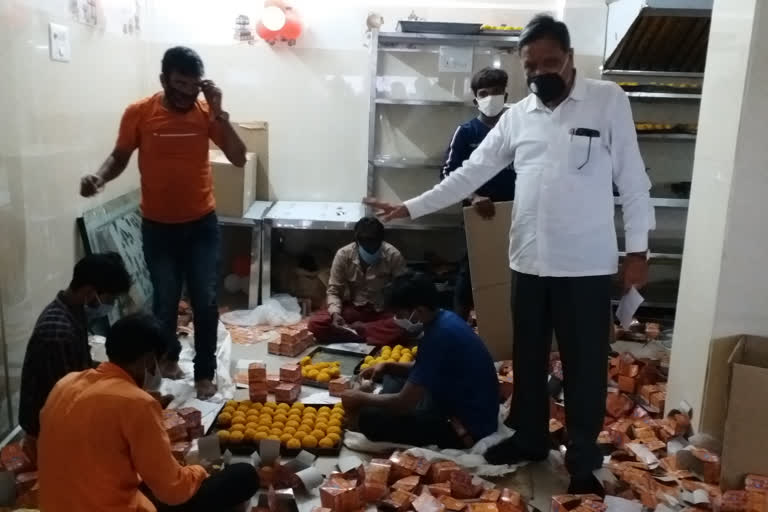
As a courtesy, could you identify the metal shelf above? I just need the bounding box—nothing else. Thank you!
[603,70,704,79]
[626,91,701,100]
[637,133,696,141]
[615,197,689,208]
[611,299,677,310]
[619,252,683,261]
[378,31,519,49]
[387,214,463,231]
[375,98,473,106]
[371,157,443,169]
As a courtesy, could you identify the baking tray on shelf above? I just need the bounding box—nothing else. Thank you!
[212,403,346,457]
[619,84,702,95]
[301,345,372,389]
[397,21,482,35]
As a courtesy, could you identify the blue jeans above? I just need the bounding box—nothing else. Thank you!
[142,212,220,381]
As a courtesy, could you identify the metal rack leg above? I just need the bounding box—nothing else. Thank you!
[261,221,272,302]
[248,221,263,309]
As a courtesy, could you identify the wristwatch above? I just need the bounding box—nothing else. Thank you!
[214,111,230,122]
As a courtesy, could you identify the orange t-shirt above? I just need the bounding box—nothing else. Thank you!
[116,92,224,223]
[38,362,207,512]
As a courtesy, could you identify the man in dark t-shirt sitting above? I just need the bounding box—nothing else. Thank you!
[341,273,499,448]
[441,67,516,320]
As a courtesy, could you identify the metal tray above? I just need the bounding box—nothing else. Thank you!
[212,403,344,457]
[302,346,369,389]
[397,21,482,35]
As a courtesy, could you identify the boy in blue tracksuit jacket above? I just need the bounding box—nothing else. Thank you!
[441,67,516,320]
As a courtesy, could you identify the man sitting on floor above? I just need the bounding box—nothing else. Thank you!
[38,313,258,512]
[308,216,408,345]
[341,273,499,448]
[18,252,131,463]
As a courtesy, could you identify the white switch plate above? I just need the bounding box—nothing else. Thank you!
[48,23,71,62]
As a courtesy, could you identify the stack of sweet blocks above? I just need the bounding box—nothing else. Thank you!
[268,327,315,357]
[249,362,268,402]
[163,407,203,464]
[317,451,527,512]
[275,363,302,403]
[329,376,352,397]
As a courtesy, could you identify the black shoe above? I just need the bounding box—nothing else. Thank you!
[567,474,605,497]
[484,436,548,465]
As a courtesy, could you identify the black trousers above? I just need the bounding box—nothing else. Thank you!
[142,212,221,381]
[358,376,463,449]
[509,271,611,477]
[147,463,259,512]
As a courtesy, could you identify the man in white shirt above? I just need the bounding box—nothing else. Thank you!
[365,14,653,495]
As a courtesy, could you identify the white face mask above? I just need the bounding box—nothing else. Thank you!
[477,94,506,117]
[393,312,424,334]
[143,357,162,391]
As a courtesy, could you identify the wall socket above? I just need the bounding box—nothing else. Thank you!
[48,23,71,62]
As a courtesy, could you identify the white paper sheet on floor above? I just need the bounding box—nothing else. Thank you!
[342,400,521,477]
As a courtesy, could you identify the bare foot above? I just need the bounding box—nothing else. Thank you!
[196,379,217,400]
[160,360,185,380]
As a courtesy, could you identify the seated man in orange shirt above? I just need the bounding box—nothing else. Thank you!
[308,217,409,345]
[80,46,247,398]
[38,313,259,512]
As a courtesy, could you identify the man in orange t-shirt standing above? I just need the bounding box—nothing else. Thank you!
[80,47,246,398]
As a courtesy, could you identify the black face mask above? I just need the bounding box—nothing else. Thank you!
[527,73,567,104]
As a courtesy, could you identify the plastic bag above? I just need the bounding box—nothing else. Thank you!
[220,295,302,327]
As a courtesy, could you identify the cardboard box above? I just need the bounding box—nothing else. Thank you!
[464,201,514,361]
[210,149,257,218]
[720,336,768,489]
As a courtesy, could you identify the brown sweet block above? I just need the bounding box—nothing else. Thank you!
[551,495,604,512]
[364,481,388,502]
[162,411,188,442]
[187,425,205,440]
[389,452,418,482]
[606,392,633,419]
[275,382,301,403]
[249,391,268,403]
[1,444,33,475]
[450,471,481,499]
[381,489,417,511]
[329,378,352,397]
[320,480,362,512]
[392,475,421,492]
[748,492,768,512]
[248,362,267,383]
[280,363,303,383]
[469,503,499,512]
[429,483,452,497]
[650,391,666,411]
[439,495,467,512]
[618,375,637,394]
[618,354,639,377]
[171,442,190,463]
[722,491,749,512]
[746,475,768,493]
[365,458,391,485]
[267,374,280,392]
[498,489,524,512]
[176,407,202,428]
[429,461,460,483]
[479,489,501,502]
[268,341,281,354]
[639,385,660,403]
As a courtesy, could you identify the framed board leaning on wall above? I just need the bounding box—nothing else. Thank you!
[77,189,152,325]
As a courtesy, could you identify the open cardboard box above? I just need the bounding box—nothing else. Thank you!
[701,334,768,489]
[464,201,514,361]
[210,121,271,200]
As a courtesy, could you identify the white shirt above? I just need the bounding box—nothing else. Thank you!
[405,74,654,277]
